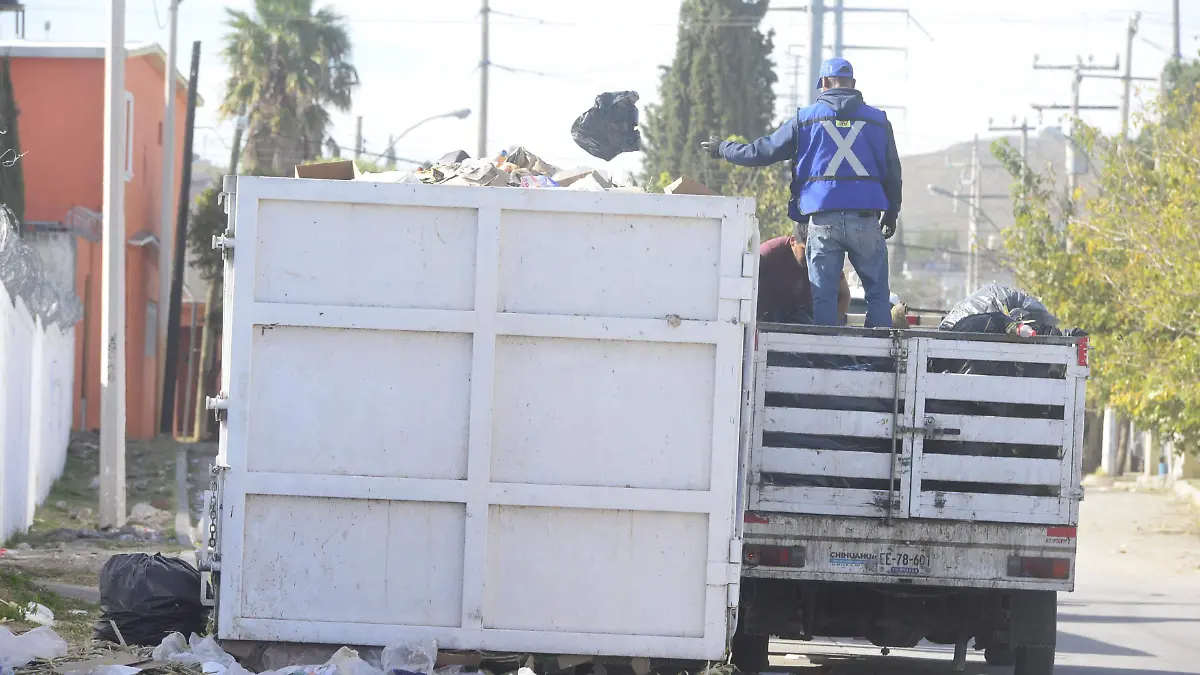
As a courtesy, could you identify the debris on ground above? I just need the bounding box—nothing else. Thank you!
[126,506,171,532]
[0,626,69,670]
[41,527,164,546]
[143,635,470,675]
[381,641,436,675]
[93,556,208,647]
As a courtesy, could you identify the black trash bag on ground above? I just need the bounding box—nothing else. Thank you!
[571,91,641,161]
[939,283,1060,335]
[93,553,210,646]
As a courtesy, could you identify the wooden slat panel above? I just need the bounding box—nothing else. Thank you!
[925,413,1063,445]
[763,332,894,358]
[764,407,894,438]
[913,491,1063,524]
[765,366,903,398]
[922,372,1065,406]
[755,485,897,517]
[924,340,1074,365]
[759,447,893,479]
[919,454,1063,485]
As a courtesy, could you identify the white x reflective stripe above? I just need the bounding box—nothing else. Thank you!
[820,120,869,177]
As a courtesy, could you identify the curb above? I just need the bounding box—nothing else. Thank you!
[35,580,100,604]
[175,445,196,548]
[1173,480,1200,509]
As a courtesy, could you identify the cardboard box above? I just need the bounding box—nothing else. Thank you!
[664,176,719,196]
[294,159,362,180]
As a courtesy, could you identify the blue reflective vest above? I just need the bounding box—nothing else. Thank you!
[790,101,891,219]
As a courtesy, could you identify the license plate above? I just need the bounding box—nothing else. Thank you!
[877,548,931,576]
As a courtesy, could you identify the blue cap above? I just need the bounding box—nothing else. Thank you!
[817,57,855,87]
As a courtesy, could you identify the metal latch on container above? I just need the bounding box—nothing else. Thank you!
[212,234,235,250]
[899,415,960,438]
[218,175,237,215]
[206,394,230,421]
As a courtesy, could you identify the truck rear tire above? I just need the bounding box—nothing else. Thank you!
[1015,646,1055,675]
[985,645,1015,666]
[730,632,770,673]
[1010,590,1057,675]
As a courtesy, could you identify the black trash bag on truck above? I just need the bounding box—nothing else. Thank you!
[93,553,210,646]
[939,283,1060,335]
[571,91,641,161]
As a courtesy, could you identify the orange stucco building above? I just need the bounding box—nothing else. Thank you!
[6,41,193,439]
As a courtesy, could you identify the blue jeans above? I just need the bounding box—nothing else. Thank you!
[807,211,892,328]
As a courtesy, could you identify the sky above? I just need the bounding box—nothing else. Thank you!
[5,0,1196,179]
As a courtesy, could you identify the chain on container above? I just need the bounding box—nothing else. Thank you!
[207,465,226,551]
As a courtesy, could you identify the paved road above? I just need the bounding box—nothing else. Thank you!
[765,488,1200,675]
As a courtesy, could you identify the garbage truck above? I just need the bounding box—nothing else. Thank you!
[732,323,1088,675]
[201,175,1086,674]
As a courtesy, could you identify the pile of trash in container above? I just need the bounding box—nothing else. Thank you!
[297,90,649,193]
[354,145,638,193]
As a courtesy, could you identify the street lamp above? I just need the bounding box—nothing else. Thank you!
[926,184,1001,232]
[377,108,472,160]
[927,183,1003,296]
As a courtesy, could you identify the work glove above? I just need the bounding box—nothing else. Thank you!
[700,136,723,159]
[880,216,897,240]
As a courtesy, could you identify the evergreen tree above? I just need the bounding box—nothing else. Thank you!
[0,56,26,224]
[642,0,777,193]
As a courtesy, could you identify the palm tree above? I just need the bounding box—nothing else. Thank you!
[221,0,358,176]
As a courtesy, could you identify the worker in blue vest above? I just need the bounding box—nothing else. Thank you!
[702,57,902,329]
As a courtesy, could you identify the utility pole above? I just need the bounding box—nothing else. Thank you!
[1120,13,1140,140]
[1162,0,1182,95]
[478,0,490,158]
[354,116,363,159]
[808,2,824,105]
[160,41,200,436]
[988,116,1033,202]
[791,53,801,110]
[1031,55,1119,210]
[768,4,931,108]
[101,0,127,529]
[833,0,844,57]
[1171,0,1181,61]
[967,135,980,295]
[156,0,180,428]
[1101,407,1120,476]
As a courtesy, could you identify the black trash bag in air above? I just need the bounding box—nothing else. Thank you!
[571,91,641,161]
[93,553,210,646]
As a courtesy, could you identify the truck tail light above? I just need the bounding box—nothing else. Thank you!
[744,512,770,524]
[906,314,918,326]
[744,545,806,568]
[1077,337,1089,366]
[1007,556,1071,580]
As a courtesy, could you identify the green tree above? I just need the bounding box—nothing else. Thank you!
[994,86,1200,452]
[187,187,225,283]
[642,0,777,194]
[186,186,226,440]
[726,148,792,242]
[221,0,358,176]
[0,56,25,223]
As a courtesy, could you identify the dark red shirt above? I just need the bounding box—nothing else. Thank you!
[758,236,812,319]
